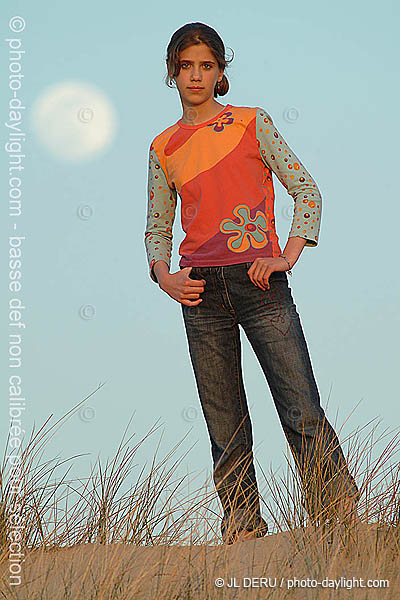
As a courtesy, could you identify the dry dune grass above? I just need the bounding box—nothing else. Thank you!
[1,387,399,599]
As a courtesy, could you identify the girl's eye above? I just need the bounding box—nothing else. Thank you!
[180,63,213,69]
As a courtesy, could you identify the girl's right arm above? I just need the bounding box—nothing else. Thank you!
[144,142,206,305]
[144,142,177,284]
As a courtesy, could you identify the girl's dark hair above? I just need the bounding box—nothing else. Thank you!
[165,22,234,97]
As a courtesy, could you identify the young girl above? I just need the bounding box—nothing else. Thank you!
[144,22,360,544]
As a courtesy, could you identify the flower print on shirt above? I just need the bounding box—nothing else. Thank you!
[207,111,234,132]
[219,204,270,252]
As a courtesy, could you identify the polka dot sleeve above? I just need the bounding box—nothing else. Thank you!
[144,143,177,283]
[256,107,322,247]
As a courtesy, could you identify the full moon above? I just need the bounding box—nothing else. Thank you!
[30,81,118,162]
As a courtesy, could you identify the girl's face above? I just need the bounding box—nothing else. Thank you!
[171,43,223,105]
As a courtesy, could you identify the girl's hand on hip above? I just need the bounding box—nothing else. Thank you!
[247,257,289,290]
[159,266,206,306]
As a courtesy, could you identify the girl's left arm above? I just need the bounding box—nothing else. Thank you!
[255,107,322,266]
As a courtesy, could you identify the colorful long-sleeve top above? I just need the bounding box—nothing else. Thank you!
[144,104,322,283]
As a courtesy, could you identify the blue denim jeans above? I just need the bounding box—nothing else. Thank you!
[180,262,360,540]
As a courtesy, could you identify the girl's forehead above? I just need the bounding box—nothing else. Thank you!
[179,44,215,59]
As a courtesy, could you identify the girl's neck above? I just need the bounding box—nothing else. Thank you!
[180,100,227,125]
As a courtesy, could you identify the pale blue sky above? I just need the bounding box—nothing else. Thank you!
[2,0,399,523]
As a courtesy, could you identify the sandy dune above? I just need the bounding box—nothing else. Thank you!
[1,522,397,598]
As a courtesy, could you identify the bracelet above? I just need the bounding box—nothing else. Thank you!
[279,254,293,276]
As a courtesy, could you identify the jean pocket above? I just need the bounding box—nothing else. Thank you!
[270,271,287,282]
[180,265,201,278]
[188,267,208,281]
[245,264,287,281]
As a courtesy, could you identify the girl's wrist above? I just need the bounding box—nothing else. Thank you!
[278,254,293,276]
[153,259,170,285]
